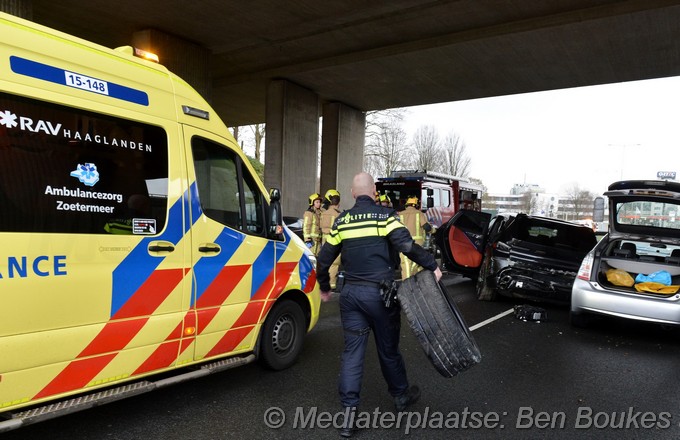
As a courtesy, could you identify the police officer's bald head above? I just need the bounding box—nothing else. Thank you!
[352,172,376,199]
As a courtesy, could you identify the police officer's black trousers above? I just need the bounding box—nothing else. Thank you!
[338,283,409,408]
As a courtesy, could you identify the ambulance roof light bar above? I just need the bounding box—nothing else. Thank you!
[114,45,160,63]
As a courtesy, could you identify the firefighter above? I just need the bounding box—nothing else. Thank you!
[397,196,432,280]
[378,193,392,208]
[303,193,323,255]
[320,188,342,289]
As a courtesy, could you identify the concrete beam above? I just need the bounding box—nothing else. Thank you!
[265,80,320,218]
[320,102,366,211]
[0,0,32,19]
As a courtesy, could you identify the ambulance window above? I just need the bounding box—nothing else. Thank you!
[191,137,264,235]
[0,92,168,234]
[242,171,264,234]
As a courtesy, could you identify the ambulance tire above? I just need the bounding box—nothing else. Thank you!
[258,300,306,371]
[476,255,497,301]
[398,270,481,378]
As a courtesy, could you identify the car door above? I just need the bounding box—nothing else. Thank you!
[183,127,274,362]
[436,209,491,276]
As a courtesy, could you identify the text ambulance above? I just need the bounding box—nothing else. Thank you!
[0,11,320,431]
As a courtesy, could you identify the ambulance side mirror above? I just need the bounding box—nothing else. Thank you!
[268,188,284,240]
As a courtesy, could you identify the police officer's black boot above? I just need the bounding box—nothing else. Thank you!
[339,406,356,438]
[394,385,421,411]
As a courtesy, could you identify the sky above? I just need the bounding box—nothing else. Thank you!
[401,76,680,196]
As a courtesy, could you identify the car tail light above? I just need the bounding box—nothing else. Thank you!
[577,251,594,280]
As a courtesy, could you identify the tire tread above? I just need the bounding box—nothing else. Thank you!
[398,271,482,377]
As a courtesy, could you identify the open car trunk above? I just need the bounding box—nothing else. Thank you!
[594,237,680,295]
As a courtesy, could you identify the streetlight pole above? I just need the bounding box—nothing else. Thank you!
[608,143,641,180]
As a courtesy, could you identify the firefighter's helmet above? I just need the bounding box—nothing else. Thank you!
[308,193,322,206]
[379,194,391,204]
[406,196,419,207]
[325,189,340,201]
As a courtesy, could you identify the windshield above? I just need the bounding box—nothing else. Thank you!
[508,216,596,252]
[615,200,680,230]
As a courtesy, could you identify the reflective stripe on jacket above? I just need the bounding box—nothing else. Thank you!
[398,206,429,243]
[303,208,321,241]
[320,205,341,241]
[316,195,437,291]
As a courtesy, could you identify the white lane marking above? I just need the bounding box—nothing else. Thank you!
[469,308,514,331]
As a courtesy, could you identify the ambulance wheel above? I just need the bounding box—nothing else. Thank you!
[259,300,306,370]
[398,270,482,378]
[476,255,497,301]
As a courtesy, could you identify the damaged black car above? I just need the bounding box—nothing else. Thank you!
[435,211,597,304]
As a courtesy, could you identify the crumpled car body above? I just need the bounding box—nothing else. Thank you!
[435,210,597,303]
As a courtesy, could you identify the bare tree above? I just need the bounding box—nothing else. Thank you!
[520,191,539,215]
[365,108,408,148]
[441,131,471,177]
[229,125,265,180]
[411,125,442,171]
[564,183,595,220]
[251,123,265,161]
[363,113,409,177]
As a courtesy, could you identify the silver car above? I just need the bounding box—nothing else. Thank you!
[571,179,680,327]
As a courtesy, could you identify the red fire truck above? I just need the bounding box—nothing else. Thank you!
[375,170,484,228]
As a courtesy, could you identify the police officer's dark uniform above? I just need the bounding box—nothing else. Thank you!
[316,192,438,415]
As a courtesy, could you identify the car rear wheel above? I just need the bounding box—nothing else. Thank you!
[476,254,497,301]
[258,300,306,370]
[398,270,482,378]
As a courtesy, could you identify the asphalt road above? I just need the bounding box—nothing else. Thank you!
[5,273,680,439]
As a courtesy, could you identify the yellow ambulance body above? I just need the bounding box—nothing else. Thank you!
[0,12,320,430]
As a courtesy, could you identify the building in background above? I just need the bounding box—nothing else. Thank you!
[482,183,592,222]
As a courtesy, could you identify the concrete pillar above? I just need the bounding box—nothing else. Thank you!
[0,0,32,19]
[320,102,366,210]
[132,29,211,101]
[265,80,320,217]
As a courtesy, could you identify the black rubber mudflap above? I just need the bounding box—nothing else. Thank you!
[398,270,482,378]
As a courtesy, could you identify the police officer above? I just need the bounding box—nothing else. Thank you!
[398,196,432,279]
[320,188,342,289]
[303,193,323,255]
[317,172,442,437]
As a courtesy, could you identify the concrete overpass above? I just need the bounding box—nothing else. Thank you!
[3,0,680,216]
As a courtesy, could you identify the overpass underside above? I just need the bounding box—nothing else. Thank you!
[4,0,680,216]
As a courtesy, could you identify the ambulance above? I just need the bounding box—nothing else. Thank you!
[0,12,320,431]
